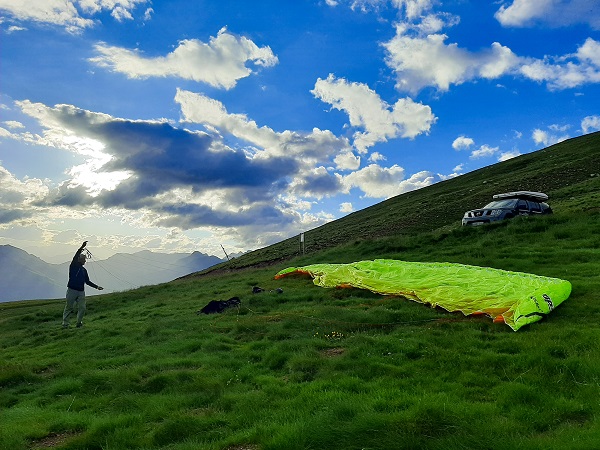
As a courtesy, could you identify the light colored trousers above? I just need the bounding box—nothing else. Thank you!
[63,288,86,326]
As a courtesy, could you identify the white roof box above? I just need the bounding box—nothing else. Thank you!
[493,191,549,201]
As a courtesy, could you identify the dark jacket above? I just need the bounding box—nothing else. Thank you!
[67,247,99,291]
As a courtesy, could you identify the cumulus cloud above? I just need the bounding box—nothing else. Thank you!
[7,95,369,249]
[90,28,278,89]
[2,120,25,129]
[384,23,600,93]
[452,135,474,150]
[175,88,350,165]
[519,38,600,90]
[15,100,302,228]
[341,164,436,198]
[452,136,503,160]
[532,126,570,146]
[289,167,343,199]
[495,0,600,30]
[334,151,361,171]
[338,0,436,19]
[498,150,521,161]
[368,152,386,162]
[394,0,437,20]
[0,163,48,224]
[0,0,149,32]
[312,74,436,153]
[384,28,520,94]
[340,202,353,213]
[581,115,600,133]
[470,144,499,159]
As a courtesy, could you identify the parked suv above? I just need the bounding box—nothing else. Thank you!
[462,191,552,226]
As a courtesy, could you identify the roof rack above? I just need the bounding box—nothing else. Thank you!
[492,191,548,201]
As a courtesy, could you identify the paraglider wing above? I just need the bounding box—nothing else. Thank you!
[275,260,571,331]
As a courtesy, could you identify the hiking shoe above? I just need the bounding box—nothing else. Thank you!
[76,322,83,328]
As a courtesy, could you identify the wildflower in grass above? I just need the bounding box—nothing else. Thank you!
[318,331,344,341]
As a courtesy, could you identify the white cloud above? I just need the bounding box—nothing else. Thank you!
[414,13,460,34]
[175,88,350,164]
[7,25,26,33]
[90,28,279,89]
[334,151,361,171]
[581,115,600,133]
[368,152,386,162]
[532,127,570,146]
[311,74,436,153]
[0,0,149,32]
[143,7,153,21]
[78,0,148,15]
[340,202,353,213]
[437,169,461,181]
[470,144,499,159]
[519,39,600,90]
[337,0,458,34]
[342,164,436,198]
[342,164,403,198]
[498,150,521,161]
[0,164,48,203]
[0,163,49,224]
[343,0,436,18]
[384,28,520,94]
[393,0,437,20]
[549,124,570,132]
[384,21,600,93]
[577,38,600,65]
[452,135,474,150]
[495,0,600,30]
[2,120,25,129]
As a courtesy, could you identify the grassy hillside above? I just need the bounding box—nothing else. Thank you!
[199,131,600,271]
[1,132,599,450]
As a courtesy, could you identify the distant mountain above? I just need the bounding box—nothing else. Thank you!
[0,245,65,302]
[0,245,223,302]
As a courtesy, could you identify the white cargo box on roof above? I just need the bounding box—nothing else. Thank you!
[492,191,549,201]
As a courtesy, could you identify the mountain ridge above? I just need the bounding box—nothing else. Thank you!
[0,245,224,302]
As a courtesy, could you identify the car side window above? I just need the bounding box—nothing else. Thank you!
[517,200,528,210]
[529,201,541,213]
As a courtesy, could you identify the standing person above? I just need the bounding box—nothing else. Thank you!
[62,241,103,328]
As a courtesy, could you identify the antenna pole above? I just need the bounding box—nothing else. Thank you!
[220,244,230,261]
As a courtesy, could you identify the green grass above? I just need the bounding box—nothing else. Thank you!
[1,133,600,449]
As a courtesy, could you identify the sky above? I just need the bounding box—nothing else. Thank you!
[1,0,599,262]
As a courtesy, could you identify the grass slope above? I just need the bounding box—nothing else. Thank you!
[1,133,599,450]
[200,131,600,271]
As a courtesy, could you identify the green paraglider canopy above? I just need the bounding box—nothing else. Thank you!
[275,260,572,331]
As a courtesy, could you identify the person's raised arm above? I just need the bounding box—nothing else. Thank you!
[72,241,88,263]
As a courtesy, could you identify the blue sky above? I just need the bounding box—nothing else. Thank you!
[1,0,599,261]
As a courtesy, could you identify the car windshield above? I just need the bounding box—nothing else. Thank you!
[482,199,518,209]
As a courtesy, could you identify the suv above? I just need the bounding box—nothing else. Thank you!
[462,191,552,226]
